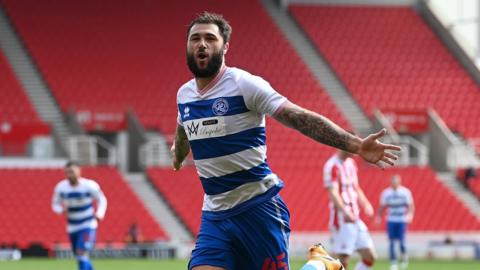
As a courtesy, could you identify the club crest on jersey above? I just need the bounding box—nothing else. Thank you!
[183,106,190,118]
[212,98,229,116]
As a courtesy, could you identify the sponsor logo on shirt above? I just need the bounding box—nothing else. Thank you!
[184,117,227,140]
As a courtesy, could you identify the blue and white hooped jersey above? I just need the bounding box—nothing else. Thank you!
[52,178,107,233]
[380,186,413,223]
[177,67,288,219]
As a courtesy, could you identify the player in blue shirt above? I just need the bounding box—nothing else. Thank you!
[377,175,414,270]
[52,161,107,270]
[173,12,401,270]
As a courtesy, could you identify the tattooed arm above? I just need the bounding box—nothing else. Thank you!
[171,124,190,171]
[273,101,401,166]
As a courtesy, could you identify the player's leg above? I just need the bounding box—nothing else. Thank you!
[353,220,376,270]
[387,222,400,270]
[229,195,290,269]
[69,229,95,270]
[75,229,96,270]
[331,222,358,269]
[188,215,233,270]
[387,221,398,270]
[398,222,408,270]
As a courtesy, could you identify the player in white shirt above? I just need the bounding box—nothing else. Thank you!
[172,12,401,270]
[377,175,414,270]
[52,161,107,270]
[323,150,376,270]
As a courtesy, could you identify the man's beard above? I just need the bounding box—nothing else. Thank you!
[187,49,223,78]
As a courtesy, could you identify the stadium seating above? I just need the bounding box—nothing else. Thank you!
[0,50,49,155]
[0,167,167,249]
[290,6,480,140]
[148,167,203,233]
[149,165,480,234]
[2,0,348,134]
[468,178,480,199]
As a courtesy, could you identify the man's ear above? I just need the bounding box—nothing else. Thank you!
[223,42,229,55]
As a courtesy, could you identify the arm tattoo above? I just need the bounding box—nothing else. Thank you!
[274,103,358,153]
[174,125,190,162]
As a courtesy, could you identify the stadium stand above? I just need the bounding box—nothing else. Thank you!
[148,167,203,233]
[290,6,480,140]
[468,178,480,200]
[0,167,167,249]
[0,50,49,155]
[1,0,348,134]
[3,0,479,239]
[149,165,480,234]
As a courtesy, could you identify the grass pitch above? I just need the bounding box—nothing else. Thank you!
[0,258,479,269]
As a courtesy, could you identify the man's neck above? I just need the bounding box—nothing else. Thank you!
[69,179,79,186]
[195,63,225,91]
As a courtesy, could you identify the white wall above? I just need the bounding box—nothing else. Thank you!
[427,0,480,67]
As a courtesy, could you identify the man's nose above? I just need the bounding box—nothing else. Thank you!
[199,38,207,49]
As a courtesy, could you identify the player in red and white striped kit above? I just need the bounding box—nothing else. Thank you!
[323,150,377,270]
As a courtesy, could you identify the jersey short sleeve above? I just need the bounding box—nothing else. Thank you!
[177,112,183,126]
[379,189,388,206]
[323,163,339,189]
[405,188,413,204]
[239,73,287,116]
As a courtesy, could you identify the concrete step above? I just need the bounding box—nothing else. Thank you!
[0,5,71,154]
[436,172,480,218]
[261,0,372,134]
[123,173,193,242]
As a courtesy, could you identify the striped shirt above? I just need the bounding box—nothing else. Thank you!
[380,186,412,223]
[323,154,360,228]
[52,178,107,233]
[177,67,287,219]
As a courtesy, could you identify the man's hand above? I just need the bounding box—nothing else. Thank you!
[171,143,183,171]
[343,209,356,223]
[363,202,374,217]
[358,129,401,168]
[406,214,414,224]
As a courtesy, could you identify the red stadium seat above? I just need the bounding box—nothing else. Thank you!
[0,167,167,248]
[3,0,348,135]
[290,5,480,140]
[0,51,50,155]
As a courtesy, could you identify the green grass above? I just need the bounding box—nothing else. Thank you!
[0,258,478,270]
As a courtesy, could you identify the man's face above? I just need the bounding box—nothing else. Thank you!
[186,23,228,78]
[391,175,401,188]
[65,165,81,182]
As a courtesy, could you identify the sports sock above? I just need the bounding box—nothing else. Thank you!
[354,259,373,270]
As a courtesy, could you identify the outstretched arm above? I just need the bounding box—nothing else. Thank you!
[273,101,401,166]
[171,124,190,171]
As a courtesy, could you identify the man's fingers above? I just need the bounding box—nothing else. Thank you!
[384,152,398,161]
[383,143,402,152]
[381,157,395,166]
[370,128,386,140]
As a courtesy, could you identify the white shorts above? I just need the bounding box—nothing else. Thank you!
[330,219,374,255]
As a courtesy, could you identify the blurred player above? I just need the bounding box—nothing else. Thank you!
[376,175,414,270]
[323,149,377,270]
[52,161,107,270]
[172,12,401,270]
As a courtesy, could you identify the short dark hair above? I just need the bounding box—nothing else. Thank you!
[65,161,80,168]
[187,11,232,43]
